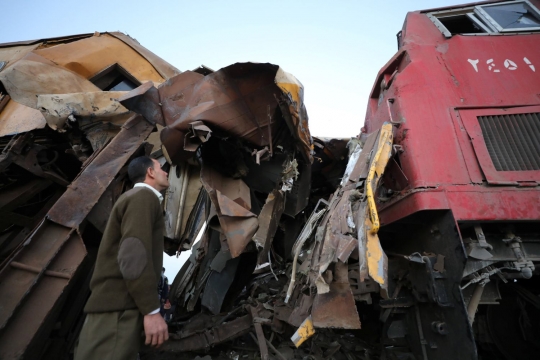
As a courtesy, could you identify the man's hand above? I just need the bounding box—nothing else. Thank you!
[143,313,169,347]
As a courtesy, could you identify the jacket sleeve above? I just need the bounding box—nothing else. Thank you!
[117,190,161,315]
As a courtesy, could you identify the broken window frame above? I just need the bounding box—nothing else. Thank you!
[89,63,141,91]
[427,0,540,38]
[476,0,540,33]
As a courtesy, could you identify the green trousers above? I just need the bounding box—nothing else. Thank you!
[75,309,143,360]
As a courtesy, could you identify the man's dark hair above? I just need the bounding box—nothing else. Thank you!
[128,156,154,183]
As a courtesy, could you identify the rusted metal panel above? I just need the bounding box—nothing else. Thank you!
[288,294,314,328]
[0,221,73,332]
[312,262,361,330]
[254,190,285,264]
[154,63,313,165]
[47,115,153,228]
[160,64,279,150]
[0,32,182,360]
[200,165,258,258]
[158,314,253,352]
[317,190,357,275]
[0,229,86,359]
[253,323,269,360]
[0,114,154,357]
[118,81,164,126]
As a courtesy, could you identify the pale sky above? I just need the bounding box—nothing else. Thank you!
[2,0,466,280]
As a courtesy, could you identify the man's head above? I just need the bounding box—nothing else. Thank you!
[128,156,169,191]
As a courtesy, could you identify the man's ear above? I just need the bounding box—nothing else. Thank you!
[146,166,155,180]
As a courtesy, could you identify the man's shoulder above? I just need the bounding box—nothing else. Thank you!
[117,187,160,206]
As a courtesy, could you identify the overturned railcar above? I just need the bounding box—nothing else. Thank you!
[0,32,181,359]
[360,1,540,359]
[0,31,346,359]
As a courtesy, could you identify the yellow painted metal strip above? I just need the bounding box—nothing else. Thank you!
[363,123,392,298]
[291,316,315,348]
[276,82,301,104]
[365,214,389,297]
[365,123,393,234]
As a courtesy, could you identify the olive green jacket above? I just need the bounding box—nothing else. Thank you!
[84,186,164,315]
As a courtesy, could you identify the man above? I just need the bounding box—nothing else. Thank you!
[75,156,170,360]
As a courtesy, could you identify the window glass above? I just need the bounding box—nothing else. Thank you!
[482,3,540,29]
[108,78,138,92]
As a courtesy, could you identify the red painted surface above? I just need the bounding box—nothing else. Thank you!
[365,0,540,224]
[379,186,540,224]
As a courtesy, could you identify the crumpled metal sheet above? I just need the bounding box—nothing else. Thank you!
[37,91,129,132]
[0,100,45,137]
[312,261,361,329]
[0,32,185,360]
[253,190,285,264]
[47,115,154,228]
[158,314,253,353]
[34,32,174,84]
[0,52,100,109]
[317,190,358,276]
[118,81,164,126]
[0,32,177,137]
[274,67,312,161]
[1,29,395,356]
[201,165,258,258]
[122,62,314,165]
[184,121,212,152]
[160,63,277,149]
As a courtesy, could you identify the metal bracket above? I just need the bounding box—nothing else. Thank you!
[502,233,535,279]
[466,225,493,260]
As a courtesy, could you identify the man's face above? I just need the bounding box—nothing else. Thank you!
[150,159,169,191]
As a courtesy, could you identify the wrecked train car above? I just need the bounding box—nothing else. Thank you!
[5,1,539,358]
[0,32,180,359]
[120,63,372,359]
[354,1,540,360]
[142,1,540,360]
[0,31,358,360]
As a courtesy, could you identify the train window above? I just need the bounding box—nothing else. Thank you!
[428,0,540,37]
[476,1,540,32]
[428,9,494,37]
[438,14,489,34]
[89,64,140,91]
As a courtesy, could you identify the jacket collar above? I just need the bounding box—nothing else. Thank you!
[134,183,164,204]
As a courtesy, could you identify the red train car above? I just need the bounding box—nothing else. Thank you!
[365,1,540,359]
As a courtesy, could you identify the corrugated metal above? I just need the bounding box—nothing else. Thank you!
[478,112,540,171]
